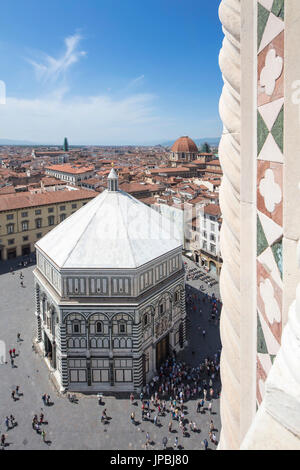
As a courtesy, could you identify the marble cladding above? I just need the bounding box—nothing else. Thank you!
[256,0,285,405]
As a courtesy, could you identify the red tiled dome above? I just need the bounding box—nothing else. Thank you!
[171,136,198,153]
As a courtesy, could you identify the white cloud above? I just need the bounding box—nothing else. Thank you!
[128,75,145,87]
[27,33,86,83]
[1,91,173,144]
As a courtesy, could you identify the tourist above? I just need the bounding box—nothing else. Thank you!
[1,434,6,448]
[5,417,9,431]
[10,415,15,428]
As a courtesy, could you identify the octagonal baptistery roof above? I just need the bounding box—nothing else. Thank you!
[36,169,182,270]
[171,136,198,153]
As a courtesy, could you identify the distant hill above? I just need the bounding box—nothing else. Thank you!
[0,139,37,146]
[162,137,220,148]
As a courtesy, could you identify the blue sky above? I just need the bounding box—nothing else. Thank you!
[0,0,224,145]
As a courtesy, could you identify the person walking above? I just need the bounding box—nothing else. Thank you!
[208,401,212,415]
[5,417,9,431]
[174,436,178,450]
[1,434,6,449]
[203,438,209,450]
[41,429,46,443]
[9,415,15,428]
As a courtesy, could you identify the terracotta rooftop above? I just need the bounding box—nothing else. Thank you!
[150,167,191,174]
[119,182,164,193]
[204,204,221,216]
[171,136,198,153]
[45,163,94,174]
[0,189,97,212]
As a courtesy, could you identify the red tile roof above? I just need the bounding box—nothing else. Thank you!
[0,189,97,212]
[204,204,221,216]
[171,136,198,153]
[45,163,94,174]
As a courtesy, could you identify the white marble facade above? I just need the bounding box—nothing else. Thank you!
[33,170,186,392]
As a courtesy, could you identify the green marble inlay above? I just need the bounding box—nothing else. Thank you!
[257,313,268,354]
[271,105,284,153]
[272,0,284,20]
[258,3,270,51]
[271,239,283,279]
[270,354,276,364]
[258,111,269,155]
[257,214,268,256]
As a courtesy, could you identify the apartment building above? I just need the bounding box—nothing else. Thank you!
[0,189,97,261]
[197,204,222,275]
[45,163,94,185]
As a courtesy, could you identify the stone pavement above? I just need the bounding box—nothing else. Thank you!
[0,259,221,450]
[182,256,221,301]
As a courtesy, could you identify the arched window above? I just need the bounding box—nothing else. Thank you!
[159,302,165,314]
[174,290,180,303]
[73,322,80,334]
[96,321,102,333]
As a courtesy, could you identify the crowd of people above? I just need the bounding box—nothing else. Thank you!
[132,352,221,449]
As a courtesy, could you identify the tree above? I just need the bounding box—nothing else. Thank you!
[201,142,211,153]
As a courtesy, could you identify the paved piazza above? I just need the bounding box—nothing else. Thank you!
[0,257,221,451]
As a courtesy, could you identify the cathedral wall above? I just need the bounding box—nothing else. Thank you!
[219,0,300,449]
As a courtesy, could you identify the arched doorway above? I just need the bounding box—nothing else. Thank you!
[156,334,169,370]
[210,261,217,275]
